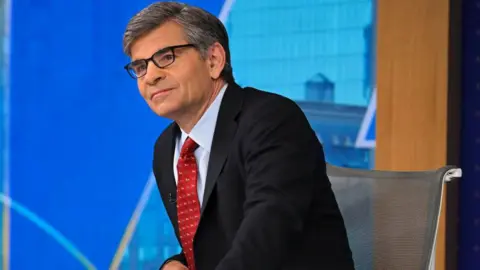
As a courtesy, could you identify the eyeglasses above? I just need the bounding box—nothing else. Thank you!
[124,44,195,79]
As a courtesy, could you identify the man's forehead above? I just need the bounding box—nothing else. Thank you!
[130,21,187,59]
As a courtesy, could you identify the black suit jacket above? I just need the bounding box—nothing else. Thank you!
[153,83,354,270]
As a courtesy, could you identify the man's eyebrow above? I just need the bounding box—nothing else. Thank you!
[131,45,171,61]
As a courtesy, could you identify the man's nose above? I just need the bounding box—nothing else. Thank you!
[144,61,165,85]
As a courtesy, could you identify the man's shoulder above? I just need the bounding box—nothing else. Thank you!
[241,86,293,104]
[239,86,306,122]
[239,85,298,109]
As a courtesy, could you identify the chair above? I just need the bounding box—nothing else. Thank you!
[327,164,461,270]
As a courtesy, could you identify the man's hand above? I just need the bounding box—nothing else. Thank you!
[162,260,188,270]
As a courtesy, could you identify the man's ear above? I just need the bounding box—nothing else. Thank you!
[207,42,226,80]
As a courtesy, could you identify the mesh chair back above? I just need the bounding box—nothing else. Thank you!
[327,164,456,270]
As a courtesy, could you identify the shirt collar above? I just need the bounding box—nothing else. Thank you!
[179,83,228,152]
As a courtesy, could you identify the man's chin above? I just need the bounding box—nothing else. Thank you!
[150,104,179,119]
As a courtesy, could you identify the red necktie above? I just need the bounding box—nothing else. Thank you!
[177,137,201,270]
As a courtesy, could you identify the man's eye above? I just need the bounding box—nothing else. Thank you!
[159,54,174,62]
[133,64,146,73]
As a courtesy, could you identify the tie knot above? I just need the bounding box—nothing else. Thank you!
[180,137,198,156]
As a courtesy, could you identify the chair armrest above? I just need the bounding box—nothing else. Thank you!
[444,168,462,182]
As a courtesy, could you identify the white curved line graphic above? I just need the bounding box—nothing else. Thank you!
[2,0,13,268]
[109,172,156,269]
[218,0,236,23]
[0,193,97,270]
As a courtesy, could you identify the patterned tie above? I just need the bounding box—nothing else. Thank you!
[177,137,200,270]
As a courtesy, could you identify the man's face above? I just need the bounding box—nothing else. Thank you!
[129,21,219,119]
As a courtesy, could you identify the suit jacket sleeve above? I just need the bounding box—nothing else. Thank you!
[215,98,328,270]
[152,129,188,270]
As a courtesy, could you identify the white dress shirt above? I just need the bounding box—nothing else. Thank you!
[173,84,228,207]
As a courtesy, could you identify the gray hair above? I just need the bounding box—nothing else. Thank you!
[123,1,234,83]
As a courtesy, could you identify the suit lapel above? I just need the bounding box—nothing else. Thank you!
[158,123,180,234]
[201,84,244,214]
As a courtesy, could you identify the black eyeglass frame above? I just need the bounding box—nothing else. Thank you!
[124,44,196,79]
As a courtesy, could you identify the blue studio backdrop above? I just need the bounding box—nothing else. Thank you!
[9,0,226,269]
[459,0,480,269]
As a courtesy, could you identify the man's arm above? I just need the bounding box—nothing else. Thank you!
[152,130,188,270]
[215,98,328,270]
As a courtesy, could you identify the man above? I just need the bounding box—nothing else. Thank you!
[123,2,354,270]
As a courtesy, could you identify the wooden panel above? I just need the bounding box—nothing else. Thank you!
[376,0,451,269]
